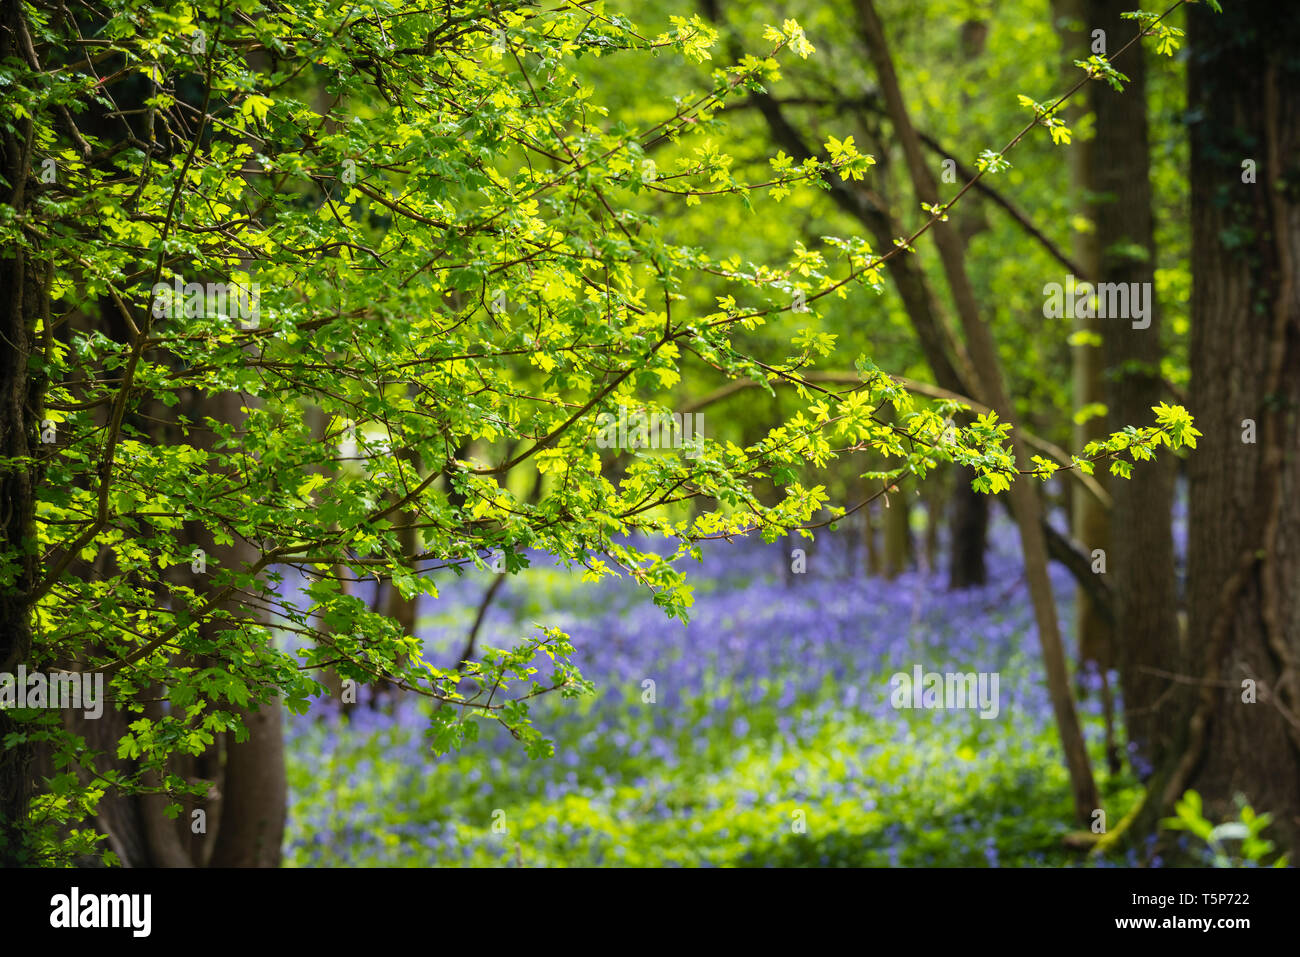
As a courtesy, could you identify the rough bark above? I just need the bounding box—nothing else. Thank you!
[0,0,45,865]
[1149,0,1300,853]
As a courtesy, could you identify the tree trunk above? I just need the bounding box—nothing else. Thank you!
[1054,0,1113,732]
[882,418,912,579]
[863,496,882,575]
[0,0,45,863]
[882,488,911,579]
[207,699,287,866]
[948,479,988,588]
[920,478,942,574]
[66,388,288,867]
[188,391,287,867]
[1087,0,1180,781]
[858,0,1099,821]
[1149,0,1300,853]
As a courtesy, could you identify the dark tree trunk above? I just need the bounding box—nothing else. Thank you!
[1151,0,1300,853]
[0,0,45,864]
[948,479,988,588]
[1088,0,1179,777]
